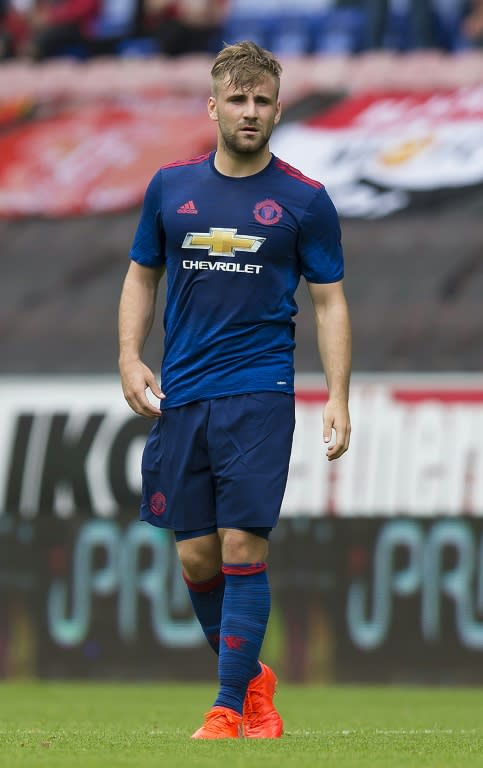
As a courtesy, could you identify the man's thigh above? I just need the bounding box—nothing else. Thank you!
[139,401,216,530]
[209,393,295,530]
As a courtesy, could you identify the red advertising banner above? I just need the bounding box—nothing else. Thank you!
[0,94,216,217]
[1,84,481,219]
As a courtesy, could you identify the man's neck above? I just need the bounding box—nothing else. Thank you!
[213,148,272,178]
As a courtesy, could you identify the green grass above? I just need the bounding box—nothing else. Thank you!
[1,682,483,767]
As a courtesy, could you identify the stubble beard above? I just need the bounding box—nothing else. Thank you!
[220,125,272,157]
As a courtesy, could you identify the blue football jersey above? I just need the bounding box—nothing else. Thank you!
[130,151,344,409]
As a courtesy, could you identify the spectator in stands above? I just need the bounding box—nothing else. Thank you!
[363,0,436,49]
[142,0,228,57]
[0,0,31,58]
[462,0,483,46]
[18,0,100,59]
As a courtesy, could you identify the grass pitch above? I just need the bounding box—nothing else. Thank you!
[1,681,482,767]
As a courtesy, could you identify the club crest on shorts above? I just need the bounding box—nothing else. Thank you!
[149,491,167,516]
[253,199,283,225]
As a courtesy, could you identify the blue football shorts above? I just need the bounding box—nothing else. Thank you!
[139,392,295,532]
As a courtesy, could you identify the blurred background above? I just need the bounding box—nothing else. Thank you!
[0,0,482,686]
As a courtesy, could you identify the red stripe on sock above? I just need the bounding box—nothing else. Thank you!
[183,571,224,593]
[222,562,267,576]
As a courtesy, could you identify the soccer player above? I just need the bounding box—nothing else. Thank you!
[118,40,351,739]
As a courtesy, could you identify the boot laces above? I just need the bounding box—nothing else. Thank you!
[204,708,238,730]
[244,685,263,722]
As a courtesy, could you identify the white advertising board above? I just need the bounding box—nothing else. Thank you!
[0,374,482,518]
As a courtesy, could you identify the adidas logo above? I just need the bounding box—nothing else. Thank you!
[177,200,198,214]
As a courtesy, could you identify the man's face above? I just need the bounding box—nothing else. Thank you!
[208,75,281,156]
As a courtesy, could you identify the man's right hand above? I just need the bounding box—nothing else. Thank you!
[119,359,164,417]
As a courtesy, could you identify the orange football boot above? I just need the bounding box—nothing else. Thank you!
[243,662,284,738]
[191,706,243,739]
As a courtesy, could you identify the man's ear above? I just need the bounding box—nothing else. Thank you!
[274,100,282,125]
[208,96,218,122]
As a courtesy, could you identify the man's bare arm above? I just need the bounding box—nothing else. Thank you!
[307,279,352,460]
[118,261,165,417]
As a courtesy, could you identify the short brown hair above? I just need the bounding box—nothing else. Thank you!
[211,41,282,95]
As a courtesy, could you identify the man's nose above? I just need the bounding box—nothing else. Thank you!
[243,98,257,118]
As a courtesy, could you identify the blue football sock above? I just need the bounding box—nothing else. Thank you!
[183,571,225,654]
[214,563,269,715]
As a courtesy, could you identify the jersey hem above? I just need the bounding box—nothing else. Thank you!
[160,385,294,410]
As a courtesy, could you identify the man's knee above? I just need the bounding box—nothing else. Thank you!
[176,533,222,582]
[219,528,269,564]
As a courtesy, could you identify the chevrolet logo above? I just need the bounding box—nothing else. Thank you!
[182,228,265,257]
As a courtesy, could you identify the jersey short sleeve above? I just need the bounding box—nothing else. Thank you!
[130,171,166,268]
[298,187,344,284]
